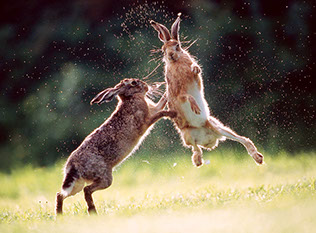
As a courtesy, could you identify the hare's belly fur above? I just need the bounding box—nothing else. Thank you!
[180,83,210,127]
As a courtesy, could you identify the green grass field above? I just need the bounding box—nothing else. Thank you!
[1,151,316,233]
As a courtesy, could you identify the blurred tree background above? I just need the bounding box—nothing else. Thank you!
[0,0,314,172]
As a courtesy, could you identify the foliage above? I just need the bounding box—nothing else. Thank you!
[0,0,315,170]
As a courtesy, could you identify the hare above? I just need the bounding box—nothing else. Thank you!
[150,13,263,167]
[56,78,176,215]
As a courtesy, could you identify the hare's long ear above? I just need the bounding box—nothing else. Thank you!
[150,20,171,42]
[171,13,181,41]
[90,88,120,105]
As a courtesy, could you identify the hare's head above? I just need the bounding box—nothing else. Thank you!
[150,13,183,62]
[90,79,148,105]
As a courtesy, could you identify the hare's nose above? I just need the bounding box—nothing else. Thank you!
[168,52,175,59]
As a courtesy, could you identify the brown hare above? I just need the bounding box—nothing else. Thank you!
[56,78,176,215]
[150,13,263,167]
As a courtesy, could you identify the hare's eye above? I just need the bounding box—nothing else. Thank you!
[131,80,137,86]
[176,44,180,50]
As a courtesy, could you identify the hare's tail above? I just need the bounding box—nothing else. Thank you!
[56,166,80,215]
[61,166,80,197]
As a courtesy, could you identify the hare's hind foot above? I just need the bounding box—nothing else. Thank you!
[252,151,264,165]
[192,154,203,167]
[191,146,203,167]
[242,138,264,165]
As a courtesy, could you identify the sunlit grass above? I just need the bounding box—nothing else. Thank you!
[0,151,315,232]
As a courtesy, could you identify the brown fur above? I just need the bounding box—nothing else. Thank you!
[163,43,204,129]
[150,14,263,167]
[55,78,176,215]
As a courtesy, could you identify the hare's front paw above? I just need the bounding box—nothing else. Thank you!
[188,96,201,115]
[168,111,178,119]
[191,65,201,74]
[191,102,201,115]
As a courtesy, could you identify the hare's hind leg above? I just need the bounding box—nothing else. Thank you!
[56,167,83,215]
[207,116,264,164]
[181,127,204,167]
[84,172,113,215]
[56,192,64,215]
[56,180,85,215]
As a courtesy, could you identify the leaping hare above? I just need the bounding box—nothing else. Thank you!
[56,78,176,215]
[150,13,263,167]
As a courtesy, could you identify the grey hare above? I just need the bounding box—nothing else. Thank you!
[56,78,176,215]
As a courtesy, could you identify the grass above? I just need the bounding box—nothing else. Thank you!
[0,151,316,233]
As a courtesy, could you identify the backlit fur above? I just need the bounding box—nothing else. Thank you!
[56,78,176,215]
[150,14,263,167]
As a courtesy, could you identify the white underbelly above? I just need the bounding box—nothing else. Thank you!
[180,85,210,127]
